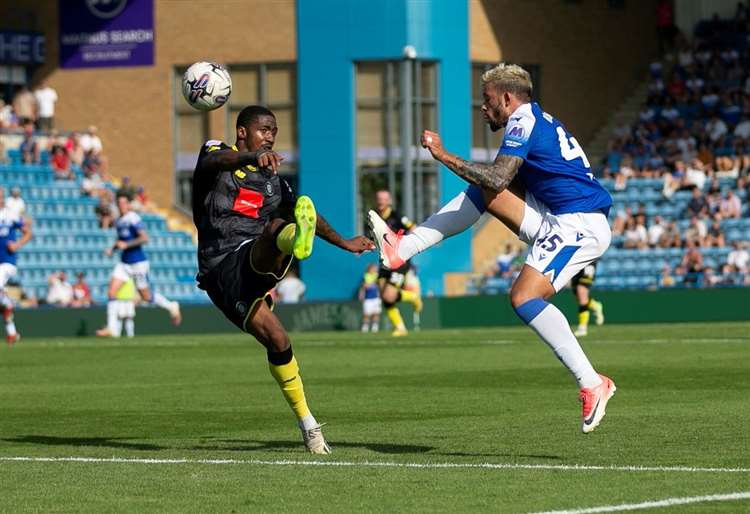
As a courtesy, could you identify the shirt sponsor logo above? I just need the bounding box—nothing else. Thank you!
[507,125,525,139]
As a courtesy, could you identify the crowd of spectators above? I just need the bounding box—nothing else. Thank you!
[599,5,750,289]
[0,83,58,132]
[604,4,750,184]
[45,271,92,307]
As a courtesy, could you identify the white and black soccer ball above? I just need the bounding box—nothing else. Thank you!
[182,61,232,111]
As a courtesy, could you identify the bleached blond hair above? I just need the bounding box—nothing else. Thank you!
[481,63,533,99]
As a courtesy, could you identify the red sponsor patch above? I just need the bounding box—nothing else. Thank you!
[232,188,264,218]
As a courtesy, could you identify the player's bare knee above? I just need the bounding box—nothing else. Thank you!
[267,327,291,353]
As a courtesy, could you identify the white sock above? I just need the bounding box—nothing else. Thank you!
[514,298,601,389]
[124,318,135,338]
[398,186,484,261]
[371,320,379,333]
[106,300,118,334]
[299,414,319,431]
[5,314,16,337]
[112,317,123,338]
[152,292,172,310]
[361,322,369,333]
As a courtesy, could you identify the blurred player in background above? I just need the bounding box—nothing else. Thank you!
[111,278,137,338]
[0,188,31,344]
[193,105,373,454]
[97,195,181,337]
[370,63,616,433]
[571,261,604,337]
[359,263,381,332]
[373,190,422,336]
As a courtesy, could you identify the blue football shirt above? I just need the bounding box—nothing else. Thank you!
[498,102,612,216]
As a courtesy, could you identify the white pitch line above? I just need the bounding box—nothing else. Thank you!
[0,456,749,474]
[527,491,750,514]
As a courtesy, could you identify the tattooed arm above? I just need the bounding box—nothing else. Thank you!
[316,213,375,255]
[421,130,522,193]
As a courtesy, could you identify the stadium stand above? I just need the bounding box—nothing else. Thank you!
[472,5,750,295]
[0,140,205,305]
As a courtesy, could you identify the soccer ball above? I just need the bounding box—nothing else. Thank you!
[182,61,232,111]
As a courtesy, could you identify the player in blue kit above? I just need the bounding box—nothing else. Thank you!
[369,63,616,433]
[97,195,181,336]
[0,189,31,344]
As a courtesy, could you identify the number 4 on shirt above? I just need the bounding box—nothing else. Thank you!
[556,127,591,168]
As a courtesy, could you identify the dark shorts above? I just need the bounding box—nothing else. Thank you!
[378,262,410,289]
[198,240,292,332]
[572,262,597,289]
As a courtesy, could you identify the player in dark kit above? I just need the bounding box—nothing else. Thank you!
[193,105,374,454]
[571,261,604,337]
[373,190,422,336]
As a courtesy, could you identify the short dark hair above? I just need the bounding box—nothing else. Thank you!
[236,105,275,128]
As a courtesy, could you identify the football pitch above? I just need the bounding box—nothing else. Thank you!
[1,322,749,513]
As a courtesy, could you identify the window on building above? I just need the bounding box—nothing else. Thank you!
[225,63,297,170]
[172,63,297,213]
[471,62,541,163]
[355,60,439,229]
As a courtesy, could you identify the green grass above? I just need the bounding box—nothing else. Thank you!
[1,322,749,513]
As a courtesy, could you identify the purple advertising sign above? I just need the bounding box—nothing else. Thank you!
[59,0,154,68]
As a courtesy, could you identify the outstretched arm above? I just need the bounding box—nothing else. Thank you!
[316,214,375,254]
[197,148,283,174]
[421,130,522,193]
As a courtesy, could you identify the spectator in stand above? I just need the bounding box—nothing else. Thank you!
[6,187,25,218]
[612,206,633,236]
[80,125,103,155]
[65,132,85,167]
[46,271,74,307]
[681,239,704,284]
[116,176,137,200]
[647,215,667,247]
[51,145,73,180]
[705,216,725,247]
[685,186,708,218]
[82,149,103,177]
[701,267,721,287]
[0,99,14,129]
[81,168,105,197]
[71,272,92,307]
[0,136,5,165]
[719,190,742,219]
[727,240,749,273]
[660,221,682,248]
[685,216,707,247]
[12,86,36,126]
[276,270,306,304]
[706,115,728,142]
[735,114,750,139]
[133,186,153,212]
[19,124,39,164]
[33,82,58,131]
[658,263,676,288]
[623,217,648,249]
[95,192,115,229]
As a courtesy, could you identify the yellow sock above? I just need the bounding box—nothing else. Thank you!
[275,223,297,255]
[386,306,405,330]
[578,309,590,328]
[268,355,311,421]
[400,289,417,305]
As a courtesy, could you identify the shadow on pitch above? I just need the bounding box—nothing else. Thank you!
[191,438,435,454]
[2,435,166,451]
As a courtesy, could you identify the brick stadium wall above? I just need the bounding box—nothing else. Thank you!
[1,0,297,208]
[2,0,657,208]
[470,0,660,145]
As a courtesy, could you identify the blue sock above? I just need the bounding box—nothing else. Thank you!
[514,298,601,389]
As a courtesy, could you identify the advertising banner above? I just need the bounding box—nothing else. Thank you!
[59,0,154,68]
